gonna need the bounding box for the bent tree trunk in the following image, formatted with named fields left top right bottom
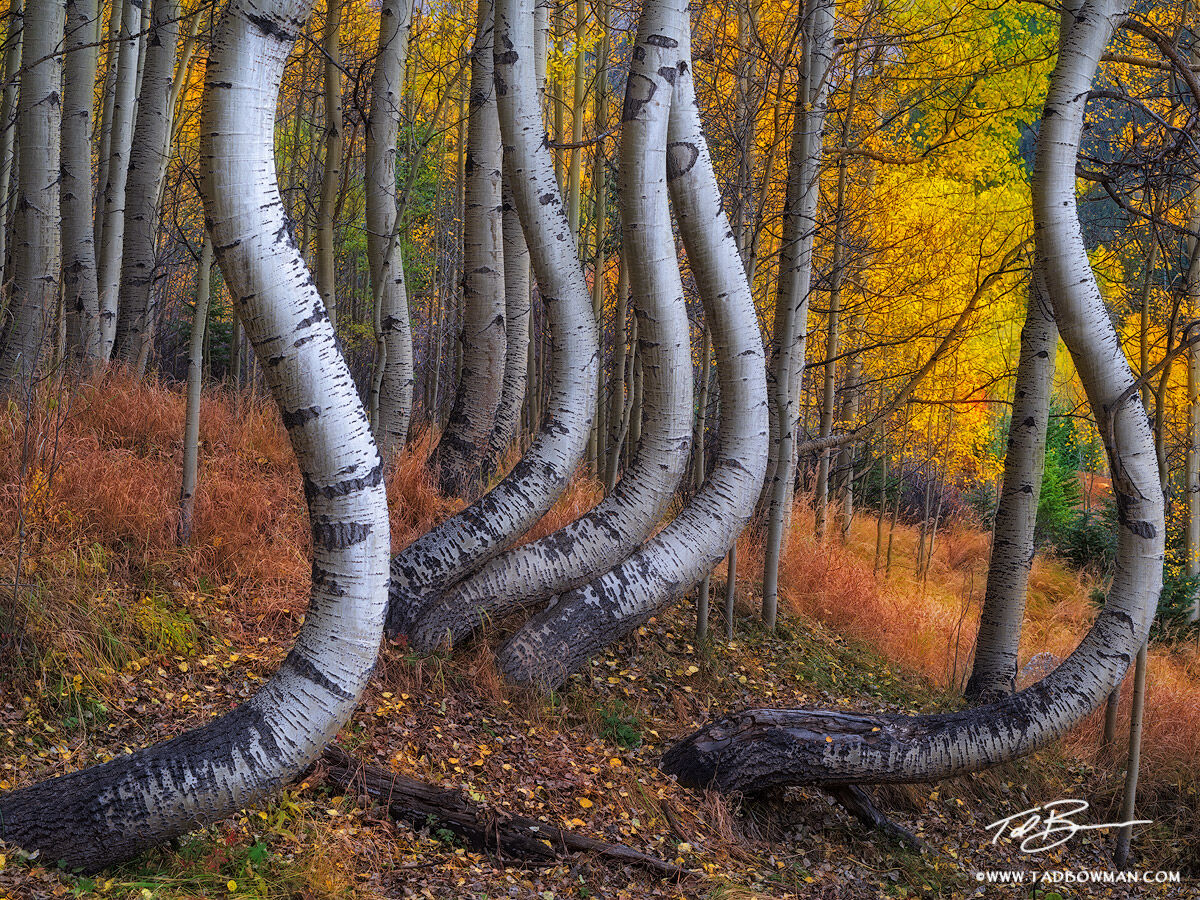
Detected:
left=964, top=266, right=1057, bottom=701
left=0, top=0, right=64, bottom=389
left=496, top=3, right=769, bottom=687
left=366, top=0, right=415, bottom=458
left=385, top=0, right=599, bottom=635
left=113, top=0, right=182, bottom=373
left=435, top=0, right=507, bottom=498
left=0, top=0, right=390, bottom=870
left=62, top=0, right=103, bottom=365
left=405, top=0, right=694, bottom=652
left=662, top=0, right=1164, bottom=792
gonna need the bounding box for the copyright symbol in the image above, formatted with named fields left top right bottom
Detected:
left=976, top=873, right=985, bottom=881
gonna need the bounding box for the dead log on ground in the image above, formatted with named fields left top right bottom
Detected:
left=321, top=745, right=688, bottom=878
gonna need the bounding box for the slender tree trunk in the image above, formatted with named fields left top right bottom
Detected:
left=604, top=252, right=629, bottom=490
left=0, top=0, right=390, bottom=871
left=96, top=0, right=142, bottom=361
left=663, top=0, right=1163, bottom=793
left=435, top=0, right=507, bottom=498
left=565, top=0, right=585, bottom=236
left=385, top=0, right=599, bottom=635
left=179, top=238, right=213, bottom=545
left=62, top=0, right=102, bottom=365
left=316, top=0, right=343, bottom=329
left=814, top=62, right=859, bottom=538
left=0, top=0, right=64, bottom=389
left=1113, top=641, right=1149, bottom=867
left=1188, top=212, right=1200, bottom=621
left=0, top=0, right=20, bottom=302
left=760, top=0, right=835, bottom=630
left=694, top=327, right=713, bottom=640
left=965, top=267, right=1057, bottom=701
left=113, top=0, right=182, bottom=373
left=496, top=5, right=769, bottom=687
left=366, top=0, right=415, bottom=459
left=406, top=3, right=694, bottom=651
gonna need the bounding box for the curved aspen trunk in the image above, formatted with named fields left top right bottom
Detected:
left=62, top=0, right=102, bottom=365
left=965, top=267, right=1056, bottom=701
left=0, top=0, right=390, bottom=872
left=113, top=0, right=182, bottom=373
left=366, top=0, right=415, bottom=458
left=96, top=0, right=143, bottom=362
left=316, top=0, right=343, bottom=329
left=406, top=0, right=694, bottom=652
left=179, top=238, right=213, bottom=545
left=435, top=0, right=507, bottom=498
left=495, top=6, right=768, bottom=687
left=759, top=0, right=835, bottom=629
left=662, top=0, right=1165, bottom=792
left=385, top=0, right=599, bottom=636
left=0, top=0, right=63, bottom=388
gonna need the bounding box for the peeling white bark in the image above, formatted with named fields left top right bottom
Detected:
left=966, top=265, right=1056, bottom=701
left=366, top=0, right=415, bottom=458
left=0, top=0, right=63, bottom=387
left=114, top=0, right=182, bottom=373
left=63, top=0, right=102, bottom=365
left=385, top=0, right=599, bottom=635
left=407, top=0, right=694, bottom=652
left=95, top=0, right=143, bottom=362
left=0, top=0, right=389, bottom=869
left=496, top=4, right=768, bottom=687
left=436, top=0, right=507, bottom=497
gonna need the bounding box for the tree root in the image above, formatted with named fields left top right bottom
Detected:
left=824, top=785, right=924, bottom=850
left=320, top=746, right=688, bottom=879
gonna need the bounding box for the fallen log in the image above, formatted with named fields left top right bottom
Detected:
left=320, top=746, right=687, bottom=879
left=661, top=710, right=928, bottom=848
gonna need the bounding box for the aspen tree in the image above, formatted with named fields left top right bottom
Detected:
left=0, top=0, right=390, bottom=870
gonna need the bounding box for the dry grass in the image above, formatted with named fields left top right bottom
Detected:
left=772, top=498, right=1200, bottom=841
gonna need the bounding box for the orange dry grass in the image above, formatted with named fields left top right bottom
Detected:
left=0, top=373, right=309, bottom=653
left=516, top=468, right=605, bottom=546
left=776, top=504, right=981, bottom=689
left=385, top=428, right=462, bottom=552
left=775, top=500, right=1200, bottom=805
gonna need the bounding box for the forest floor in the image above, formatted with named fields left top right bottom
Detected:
left=0, top=375, right=1197, bottom=899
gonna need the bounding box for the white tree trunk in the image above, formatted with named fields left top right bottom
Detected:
left=760, top=0, right=834, bottom=628
left=0, top=0, right=63, bottom=388
left=436, top=0, right=507, bottom=497
left=406, top=0, right=694, bottom=651
left=179, top=238, right=213, bottom=545
left=62, top=0, right=102, bottom=365
left=366, top=0, right=415, bottom=458
left=114, top=0, right=182, bottom=373
left=663, top=0, right=1164, bottom=791
left=0, top=0, right=389, bottom=872
left=0, top=0, right=22, bottom=301
left=95, top=0, right=143, bottom=361
left=315, top=0, right=343, bottom=328
left=385, top=0, right=599, bottom=635
left=496, top=2, right=768, bottom=687
left=965, top=266, right=1057, bottom=700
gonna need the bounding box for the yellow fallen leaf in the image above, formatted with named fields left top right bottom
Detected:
left=577, top=797, right=593, bottom=808
left=227, top=880, right=238, bottom=892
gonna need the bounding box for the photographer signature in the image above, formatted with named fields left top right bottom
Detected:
left=985, top=800, right=1151, bottom=853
